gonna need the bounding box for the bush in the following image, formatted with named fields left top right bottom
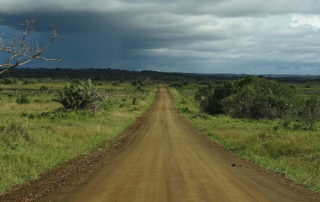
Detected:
left=1, top=78, right=16, bottom=84
left=39, top=85, right=49, bottom=91
left=194, top=85, right=213, bottom=101
left=200, top=82, right=235, bottom=115
left=16, top=92, right=29, bottom=104
left=132, top=80, right=145, bottom=86
left=2, top=122, right=30, bottom=144
left=200, top=76, right=294, bottom=119
left=112, top=81, right=119, bottom=86
left=132, top=97, right=137, bottom=105
left=169, top=83, right=183, bottom=88
left=54, top=79, right=104, bottom=111
left=300, top=96, right=320, bottom=130
left=137, top=86, right=144, bottom=92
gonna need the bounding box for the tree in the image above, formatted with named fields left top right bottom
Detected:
left=0, top=19, right=61, bottom=75
left=200, top=76, right=294, bottom=119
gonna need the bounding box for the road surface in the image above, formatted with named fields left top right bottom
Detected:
left=46, top=85, right=317, bottom=202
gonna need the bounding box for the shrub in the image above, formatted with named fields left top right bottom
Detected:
left=1, top=78, right=16, bottom=84
left=170, top=83, right=183, bottom=88
left=54, top=79, right=104, bottom=111
left=132, top=97, right=137, bottom=105
left=132, top=80, right=145, bottom=86
left=112, top=81, right=119, bottom=86
left=38, top=110, right=67, bottom=120
left=199, top=76, right=294, bottom=119
left=16, top=92, right=29, bottom=104
left=2, top=122, right=30, bottom=144
left=300, top=96, right=320, bottom=130
left=137, top=86, right=144, bottom=92
left=131, top=81, right=137, bottom=86
left=39, top=85, right=49, bottom=91
left=194, top=85, right=213, bottom=101
left=200, top=82, right=235, bottom=115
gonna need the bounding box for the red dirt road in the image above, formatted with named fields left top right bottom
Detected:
left=41, top=85, right=319, bottom=201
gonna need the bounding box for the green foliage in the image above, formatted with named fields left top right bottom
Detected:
left=54, top=79, right=103, bottom=111
left=0, top=79, right=157, bottom=193
left=136, top=86, right=144, bottom=92
left=169, top=85, right=320, bottom=193
left=6, top=123, right=29, bottom=140
left=16, top=92, right=29, bottom=104
left=200, top=82, right=235, bottom=115
left=169, top=82, right=183, bottom=88
left=23, top=80, right=29, bottom=85
left=1, top=78, right=16, bottom=84
left=194, top=85, right=213, bottom=101
left=131, top=80, right=145, bottom=86
left=132, top=97, right=137, bottom=105
left=200, top=76, right=296, bottom=119
left=39, top=85, right=49, bottom=91
left=112, top=81, right=119, bottom=86
left=300, top=96, right=320, bottom=130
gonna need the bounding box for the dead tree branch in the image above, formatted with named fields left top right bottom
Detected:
left=0, top=19, right=61, bottom=75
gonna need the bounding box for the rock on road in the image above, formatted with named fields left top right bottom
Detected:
left=47, top=85, right=317, bottom=202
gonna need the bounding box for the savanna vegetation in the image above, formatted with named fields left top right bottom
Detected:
left=0, top=73, right=156, bottom=193
left=168, top=76, right=320, bottom=193
left=2, top=68, right=320, bottom=194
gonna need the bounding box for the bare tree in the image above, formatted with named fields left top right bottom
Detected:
left=0, top=19, right=61, bottom=75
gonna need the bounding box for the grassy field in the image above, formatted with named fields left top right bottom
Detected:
left=0, top=79, right=157, bottom=193
left=168, top=83, right=320, bottom=193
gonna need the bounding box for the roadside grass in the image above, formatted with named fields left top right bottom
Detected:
left=168, top=85, right=320, bottom=193
left=0, top=80, right=157, bottom=193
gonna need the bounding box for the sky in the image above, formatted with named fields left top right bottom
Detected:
left=1, top=0, right=320, bottom=74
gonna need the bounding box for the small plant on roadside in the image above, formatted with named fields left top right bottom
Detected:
left=16, top=92, right=29, bottom=104
left=54, top=79, right=104, bottom=111
left=132, top=97, right=137, bottom=105
left=2, top=122, right=30, bottom=144
left=39, top=85, right=49, bottom=91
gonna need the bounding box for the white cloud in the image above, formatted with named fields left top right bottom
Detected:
left=290, top=14, right=320, bottom=30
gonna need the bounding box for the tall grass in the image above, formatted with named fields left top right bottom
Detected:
left=169, top=85, right=320, bottom=193
left=0, top=81, right=157, bottom=193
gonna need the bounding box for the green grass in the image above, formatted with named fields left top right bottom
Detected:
left=0, top=80, right=157, bottom=193
left=169, top=85, right=320, bottom=193
left=283, top=82, right=320, bottom=97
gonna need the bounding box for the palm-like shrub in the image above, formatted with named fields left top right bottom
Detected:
left=16, top=92, right=29, bottom=104
left=54, top=79, right=103, bottom=111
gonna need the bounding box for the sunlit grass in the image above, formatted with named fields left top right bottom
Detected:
left=0, top=81, right=157, bottom=193
left=169, top=86, right=320, bottom=193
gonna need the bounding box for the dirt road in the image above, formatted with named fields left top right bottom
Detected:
left=45, top=85, right=317, bottom=202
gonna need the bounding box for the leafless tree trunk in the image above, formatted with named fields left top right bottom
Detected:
left=0, top=19, right=61, bottom=75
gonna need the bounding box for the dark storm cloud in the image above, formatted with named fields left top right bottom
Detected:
left=1, top=0, right=320, bottom=74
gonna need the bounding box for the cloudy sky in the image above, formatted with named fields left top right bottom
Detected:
left=1, top=0, right=320, bottom=74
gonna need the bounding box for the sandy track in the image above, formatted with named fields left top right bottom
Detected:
left=41, top=85, right=318, bottom=202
